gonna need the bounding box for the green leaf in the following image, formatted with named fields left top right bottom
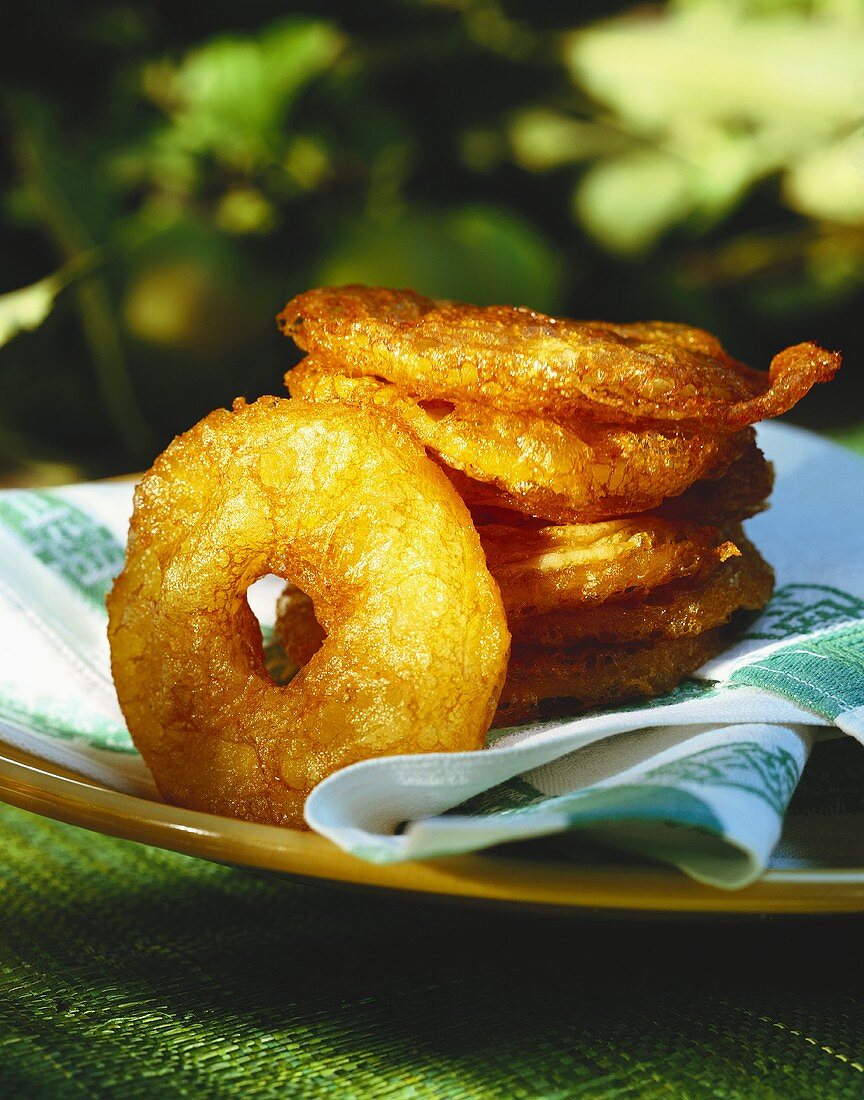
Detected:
left=0, top=274, right=61, bottom=349
left=152, top=19, right=344, bottom=172
left=568, top=5, right=864, bottom=136
left=575, top=151, right=692, bottom=254
left=784, top=129, right=864, bottom=226
left=508, top=109, right=624, bottom=172
left=566, top=1, right=864, bottom=241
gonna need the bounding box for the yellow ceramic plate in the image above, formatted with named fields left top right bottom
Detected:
left=2, top=741, right=863, bottom=915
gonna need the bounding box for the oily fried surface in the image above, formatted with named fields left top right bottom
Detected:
left=479, top=517, right=738, bottom=620
left=287, top=361, right=745, bottom=523
left=107, top=396, right=509, bottom=828
left=435, top=431, right=773, bottom=529
left=658, top=438, right=774, bottom=524
left=274, top=539, right=767, bottom=727
left=273, top=583, right=323, bottom=670
left=513, top=534, right=773, bottom=646
left=279, top=286, right=839, bottom=425
left=440, top=469, right=551, bottom=528
left=494, top=629, right=730, bottom=727
left=275, top=517, right=740, bottom=660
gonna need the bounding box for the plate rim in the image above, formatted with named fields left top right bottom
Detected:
left=2, top=744, right=864, bottom=915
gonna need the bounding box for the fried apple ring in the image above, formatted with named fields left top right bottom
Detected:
left=278, top=286, right=839, bottom=427
left=658, top=439, right=774, bottom=525
left=494, top=629, right=730, bottom=727
left=286, top=361, right=746, bottom=523
left=439, top=434, right=772, bottom=527
left=479, top=518, right=739, bottom=620
left=513, top=535, right=773, bottom=647
left=107, top=396, right=509, bottom=827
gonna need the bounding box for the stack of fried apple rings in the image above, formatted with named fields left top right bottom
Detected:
left=106, top=285, right=839, bottom=829
left=279, top=286, right=840, bottom=726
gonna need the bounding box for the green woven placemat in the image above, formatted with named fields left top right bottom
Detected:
left=2, top=804, right=864, bottom=1098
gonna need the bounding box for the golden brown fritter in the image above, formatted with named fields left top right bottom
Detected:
left=108, top=396, right=509, bottom=827
left=279, top=285, right=839, bottom=426
left=287, top=360, right=747, bottom=523
left=494, top=629, right=731, bottom=728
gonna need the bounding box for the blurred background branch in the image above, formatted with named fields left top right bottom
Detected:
left=1, top=0, right=862, bottom=484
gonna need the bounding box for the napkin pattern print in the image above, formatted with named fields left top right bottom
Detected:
left=732, top=623, right=864, bottom=729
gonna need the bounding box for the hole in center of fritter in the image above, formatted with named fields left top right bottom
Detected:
left=247, top=575, right=295, bottom=685
left=247, top=575, right=325, bottom=685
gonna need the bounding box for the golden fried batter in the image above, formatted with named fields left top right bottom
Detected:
left=658, top=438, right=774, bottom=524
left=279, top=286, right=839, bottom=426
left=287, top=361, right=745, bottom=523
left=494, top=629, right=731, bottom=727
left=108, top=397, right=509, bottom=827
left=438, top=436, right=772, bottom=528
left=275, top=516, right=741, bottom=665
left=512, top=535, right=773, bottom=646
left=479, top=518, right=739, bottom=620
left=275, top=583, right=326, bottom=669
left=105, top=281, right=835, bottom=829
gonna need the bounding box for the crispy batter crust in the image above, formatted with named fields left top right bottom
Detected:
left=658, top=439, right=774, bottom=524
left=274, top=583, right=326, bottom=669
left=512, top=535, right=773, bottom=646
left=274, top=582, right=744, bottom=729
left=107, top=397, right=509, bottom=827
left=287, top=361, right=747, bottom=523
left=279, top=285, right=839, bottom=426
left=436, top=434, right=772, bottom=528
left=493, top=629, right=731, bottom=727
left=276, top=514, right=738, bottom=661
left=478, top=518, right=739, bottom=620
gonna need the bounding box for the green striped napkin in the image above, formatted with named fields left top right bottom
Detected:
left=1, top=422, right=862, bottom=888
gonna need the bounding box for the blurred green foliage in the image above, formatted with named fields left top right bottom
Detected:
left=1, top=0, right=862, bottom=483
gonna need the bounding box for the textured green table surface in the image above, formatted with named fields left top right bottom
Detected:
left=2, top=803, right=864, bottom=1099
